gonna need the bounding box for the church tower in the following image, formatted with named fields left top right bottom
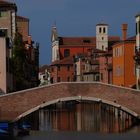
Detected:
left=51, top=26, right=60, bottom=62
left=96, top=24, right=108, bottom=51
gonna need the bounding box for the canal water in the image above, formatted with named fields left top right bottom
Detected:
left=2, top=101, right=140, bottom=140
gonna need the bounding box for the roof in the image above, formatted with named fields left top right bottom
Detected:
left=96, top=23, right=108, bottom=26
left=59, top=36, right=120, bottom=47
left=59, top=37, right=96, bottom=46
left=0, top=0, right=17, bottom=11
left=39, top=65, right=50, bottom=73
left=126, top=36, right=136, bottom=41
left=51, top=57, right=74, bottom=66
left=92, top=48, right=106, bottom=53
left=112, top=36, right=136, bottom=47
left=16, top=16, right=29, bottom=22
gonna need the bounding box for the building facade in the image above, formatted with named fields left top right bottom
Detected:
left=96, top=24, right=108, bottom=51
left=112, top=24, right=136, bottom=87
left=51, top=25, right=120, bottom=83
left=0, top=1, right=17, bottom=38
left=16, top=16, right=29, bottom=41
left=0, top=36, right=13, bottom=93
left=51, top=57, right=74, bottom=83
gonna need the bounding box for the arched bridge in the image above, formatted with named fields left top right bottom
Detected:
left=0, top=82, right=140, bottom=122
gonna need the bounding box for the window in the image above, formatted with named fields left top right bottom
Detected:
left=0, top=29, right=8, bottom=37
left=103, top=27, right=106, bottom=33
left=67, top=65, right=70, bottom=71
left=58, top=66, right=60, bottom=71
left=83, top=40, right=90, bottom=43
left=95, top=74, right=100, bottom=81
left=102, top=37, right=104, bottom=40
left=64, top=49, right=70, bottom=58
left=115, top=66, right=123, bottom=76
left=0, top=11, right=7, bottom=17
left=102, top=45, right=104, bottom=50
left=57, top=77, right=61, bottom=82
left=101, top=73, right=103, bottom=80
left=67, top=77, right=70, bottom=82
left=99, top=27, right=102, bottom=33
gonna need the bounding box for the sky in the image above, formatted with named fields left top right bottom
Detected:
left=10, top=0, right=140, bottom=65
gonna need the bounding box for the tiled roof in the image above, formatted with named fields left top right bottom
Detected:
left=126, top=36, right=136, bottom=41
left=59, top=36, right=120, bottom=47
left=0, top=0, right=17, bottom=10
left=16, top=16, right=29, bottom=22
left=51, top=57, right=73, bottom=66
left=59, top=37, right=96, bottom=46
left=96, top=23, right=108, bottom=26
left=0, top=0, right=12, bottom=4
left=112, top=36, right=136, bottom=47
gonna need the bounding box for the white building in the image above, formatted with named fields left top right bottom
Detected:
left=39, top=65, right=51, bottom=86
left=135, top=14, right=140, bottom=89
left=96, top=23, right=108, bottom=51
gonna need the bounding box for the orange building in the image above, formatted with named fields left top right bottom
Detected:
left=112, top=24, right=136, bottom=87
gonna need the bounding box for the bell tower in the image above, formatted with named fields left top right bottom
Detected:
left=96, top=23, right=108, bottom=51
left=51, top=26, right=60, bottom=62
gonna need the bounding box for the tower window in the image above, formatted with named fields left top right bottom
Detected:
left=102, top=37, right=104, bottom=40
left=64, top=49, right=70, bottom=57
left=102, top=45, right=104, bottom=50
left=103, top=27, right=106, bottom=33
left=99, top=27, right=102, bottom=33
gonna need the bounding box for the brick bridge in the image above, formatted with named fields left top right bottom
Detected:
left=0, top=82, right=140, bottom=122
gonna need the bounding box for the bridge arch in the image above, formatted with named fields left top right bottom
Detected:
left=1, top=82, right=140, bottom=122
left=14, top=96, right=139, bottom=122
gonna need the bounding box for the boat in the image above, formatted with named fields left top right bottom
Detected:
left=17, top=122, right=31, bottom=136
left=0, top=122, right=9, bottom=136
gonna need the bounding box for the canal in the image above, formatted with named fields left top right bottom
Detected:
left=2, top=100, right=140, bottom=140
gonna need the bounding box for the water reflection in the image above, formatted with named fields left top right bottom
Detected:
left=38, top=101, right=139, bottom=133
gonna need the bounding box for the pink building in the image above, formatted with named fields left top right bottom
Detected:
left=99, top=51, right=112, bottom=84
left=0, top=36, right=13, bottom=93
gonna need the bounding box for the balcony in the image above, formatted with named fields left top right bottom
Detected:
left=83, top=66, right=99, bottom=74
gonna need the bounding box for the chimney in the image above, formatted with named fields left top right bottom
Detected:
left=28, top=35, right=32, bottom=45
left=122, top=24, right=128, bottom=41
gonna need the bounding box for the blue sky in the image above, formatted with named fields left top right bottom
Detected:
left=12, top=0, right=140, bottom=65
